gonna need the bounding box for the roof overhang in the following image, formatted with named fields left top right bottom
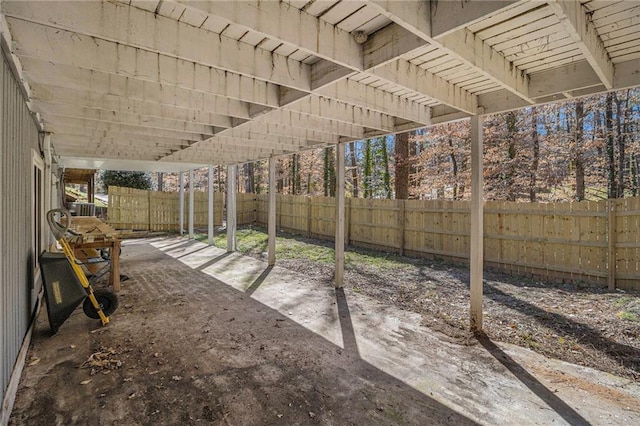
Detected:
left=1, top=0, right=638, bottom=171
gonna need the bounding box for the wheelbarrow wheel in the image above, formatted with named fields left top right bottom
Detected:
left=83, top=289, right=118, bottom=319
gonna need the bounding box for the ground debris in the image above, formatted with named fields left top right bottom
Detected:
left=81, top=346, right=122, bottom=375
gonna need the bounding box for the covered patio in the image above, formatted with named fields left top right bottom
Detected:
left=10, top=237, right=639, bottom=424
left=2, top=0, right=640, bottom=423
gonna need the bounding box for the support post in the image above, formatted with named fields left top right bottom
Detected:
left=226, top=165, right=237, bottom=252
left=88, top=175, right=94, bottom=204
left=607, top=199, right=616, bottom=290
left=335, top=143, right=346, bottom=288
left=268, top=157, right=276, bottom=266
left=179, top=171, right=185, bottom=236
left=470, top=113, right=484, bottom=331
left=43, top=133, right=53, bottom=245
left=188, top=169, right=194, bottom=239
left=208, top=165, right=215, bottom=244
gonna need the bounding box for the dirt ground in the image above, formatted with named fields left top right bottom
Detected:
left=8, top=235, right=640, bottom=425
left=239, top=232, right=640, bottom=381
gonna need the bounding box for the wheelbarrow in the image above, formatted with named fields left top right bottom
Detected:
left=39, top=208, right=118, bottom=333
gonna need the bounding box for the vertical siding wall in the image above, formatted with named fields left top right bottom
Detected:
left=1, top=51, right=41, bottom=410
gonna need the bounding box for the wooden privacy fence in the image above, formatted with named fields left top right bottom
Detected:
left=108, top=186, right=223, bottom=231
left=244, top=194, right=640, bottom=291
left=108, top=186, right=639, bottom=290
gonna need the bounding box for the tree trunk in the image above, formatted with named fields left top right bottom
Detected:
left=157, top=172, right=163, bottom=191
left=381, top=137, right=392, bottom=199
left=506, top=112, right=517, bottom=201
left=615, top=91, right=630, bottom=198
left=244, top=162, right=255, bottom=193
left=291, top=154, right=299, bottom=195
left=348, top=142, right=359, bottom=198
left=529, top=108, right=539, bottom=202
left=448, top=135, right=459, bottom=200
left=217, top=165, right=224, bottom=194
left=394, top=132, right=410, bottom=199
left=606, top=93, right=617, bottom=198
left=323, top=147, right=336, bottom=197
left=364, top=139, right=372, bottom=198
left=575, top=100, right=585, bottom=201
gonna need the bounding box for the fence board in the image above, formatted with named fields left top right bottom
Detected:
left=108, top=186, right=223, bottom=231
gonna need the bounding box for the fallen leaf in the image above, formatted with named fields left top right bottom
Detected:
left=28, top=358, right=41, bottom=366
left=80, top=379, right=92, bottom=385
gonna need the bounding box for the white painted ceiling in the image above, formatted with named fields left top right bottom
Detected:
left=1, top=0, right=639, bottom=171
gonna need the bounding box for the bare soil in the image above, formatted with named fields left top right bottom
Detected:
left=9, top=235, right=640, bottom=425
left=246, top=233, right=640, bottom=381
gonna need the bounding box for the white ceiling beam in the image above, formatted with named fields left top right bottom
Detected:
left=55, top=131, right=307, bottom=154
left=368, top=1, right=431, bottom=42
left=368, top=1, right=533, bottom=104
left=529, top=60, right=602, bottom=98
left=31, top=85, right=240, bottom=127
left=58, top=157, right=207, bottom=173
left=547, top=0, right=614, bottom=89
left=285, top=96, right=395, bottom=133
left=4, top=3, right=310, bottom=90
left=369, top=62, right=477, bottom=115
left=310, top=60, right=357, bottom=91
left=231, top=122, right=338, bottom=146
left=255, top=109, right=365, bottom=140
left=19, top=56, right=281, bottom=109
left=52, top=131, right=195, bottom=148
left=45, top=117, right=209, bottom=141
left=57, top=145, right=262, bottom=164
left=55, top=146, right=173, bottom=161
left=430, top=1, right=520, bottom=38
left=201, top=135, right=315, bottom=152
left=34, top=102, right=218, bottom=135
left=316, top=77, right=433, bottom=124
left=161, top=145, right=281, bottom=163
left=434, top=29, right=533, bottom=103
left=172, top=0, right=363, bottom=71
left=31, top=84, right=252, bottom=121
left=364, top=23, right=428, bottom=69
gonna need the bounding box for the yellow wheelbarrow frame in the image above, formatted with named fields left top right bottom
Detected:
left=46, top=208, right=113, bottom=326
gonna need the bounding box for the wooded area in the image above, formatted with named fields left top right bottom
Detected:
left=152, top=88, right=639, bottom=204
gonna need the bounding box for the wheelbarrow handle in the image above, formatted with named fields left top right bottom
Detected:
left=47, top=208, right=71, bottom=240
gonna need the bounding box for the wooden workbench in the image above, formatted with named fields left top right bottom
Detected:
left=65, top=216, right=122, bottom=292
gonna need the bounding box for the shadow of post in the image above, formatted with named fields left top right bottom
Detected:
left=475, top=332, right=591, bottom=426
left=245, top=265, right=273, bottom=296
left=195, top=252, right=233, bottom=271
left=336, top=288, right=360, bottom=357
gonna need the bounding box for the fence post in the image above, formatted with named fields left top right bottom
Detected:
left=607, top=199, right=616, bottom=290
left=346, top=198, right=351, bottom=245
left=398, top=199, right=405, bottom=256
left=147, top=191, right=151, bottom=231
left=307, top=196, right=312, bottom=238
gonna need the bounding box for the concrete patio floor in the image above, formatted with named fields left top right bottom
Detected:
left=9, top=237, right=640, bottom=425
